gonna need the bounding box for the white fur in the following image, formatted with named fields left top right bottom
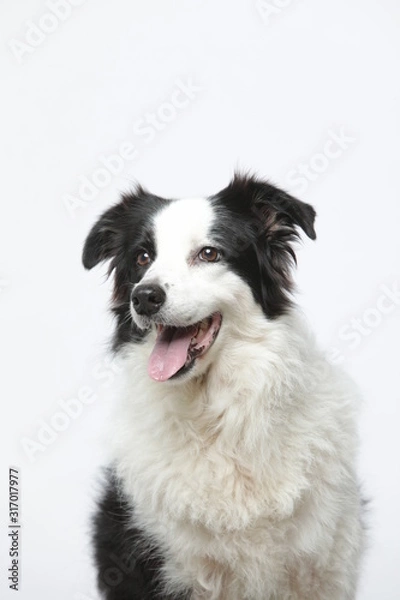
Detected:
left=110, top=198, right=364, bottom=599
left=132, top=197, right=229, bottom=335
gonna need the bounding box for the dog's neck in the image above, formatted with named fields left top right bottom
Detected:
left=118, top=311, right=318, bottom=452
left=112, top=310, right=328, bottom=528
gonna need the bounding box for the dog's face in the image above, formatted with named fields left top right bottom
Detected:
left=83, top=174, right=316, bottom=382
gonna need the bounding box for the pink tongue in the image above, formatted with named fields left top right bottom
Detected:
left=148, top=326, right=196, bottom=382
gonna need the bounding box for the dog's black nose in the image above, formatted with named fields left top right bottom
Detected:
left=132, top=284, right=166, bottom=316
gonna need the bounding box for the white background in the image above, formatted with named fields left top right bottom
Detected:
left=1, top=1, right=399, bottom=598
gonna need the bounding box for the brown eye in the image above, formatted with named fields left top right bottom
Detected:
left=198, top=247, right=221, bottom=263
left=136, top=251, right=151, bottom=267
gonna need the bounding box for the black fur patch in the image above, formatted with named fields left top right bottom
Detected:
left=210, top=173, right=316, bottom=318
left=92, top=469, right=191, bottom=600
left=82, top=185, right=169, bottom=351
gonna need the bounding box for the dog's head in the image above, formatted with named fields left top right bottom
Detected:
left=83, top=173, right=316, bottom=382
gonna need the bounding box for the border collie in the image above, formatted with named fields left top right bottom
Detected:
left=83, top=173, right=365, bottom=600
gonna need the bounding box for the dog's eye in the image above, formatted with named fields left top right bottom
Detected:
left=198, top=247, right=221, bottom=263
left=136, top=251, right=152, bottom=267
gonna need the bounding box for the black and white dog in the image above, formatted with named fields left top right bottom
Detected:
left=83, top=173, right=365, bottom=600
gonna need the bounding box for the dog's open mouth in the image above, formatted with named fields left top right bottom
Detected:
left=148, top=312, right=222, bottom=382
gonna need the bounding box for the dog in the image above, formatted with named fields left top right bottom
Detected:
left=83, top=173, right=365, bottom=600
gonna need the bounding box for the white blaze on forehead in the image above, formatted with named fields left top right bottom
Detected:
left=152, top=197, right=215, bottom=261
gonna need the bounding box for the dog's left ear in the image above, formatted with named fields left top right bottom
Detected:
left=261, top=188, right=317, bottom=241
left=241, top=175, right=316, bottom=241
left=223, top=173, right=316, bottom=242
left=220, top=174, right=317, bottom=317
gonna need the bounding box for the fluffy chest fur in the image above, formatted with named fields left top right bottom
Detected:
left=111, top=314, right=361, bottom=599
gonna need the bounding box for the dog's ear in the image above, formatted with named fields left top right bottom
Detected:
left=227, top=172, right=316, bottom=241
left=260, top=188, right=316, bottom=241
left=82, top=202, right=126, bottom=270
left=218, top=173, right=316, bottom=317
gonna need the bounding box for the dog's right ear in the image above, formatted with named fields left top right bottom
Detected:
left=82, top=203, right=126, bottom=270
